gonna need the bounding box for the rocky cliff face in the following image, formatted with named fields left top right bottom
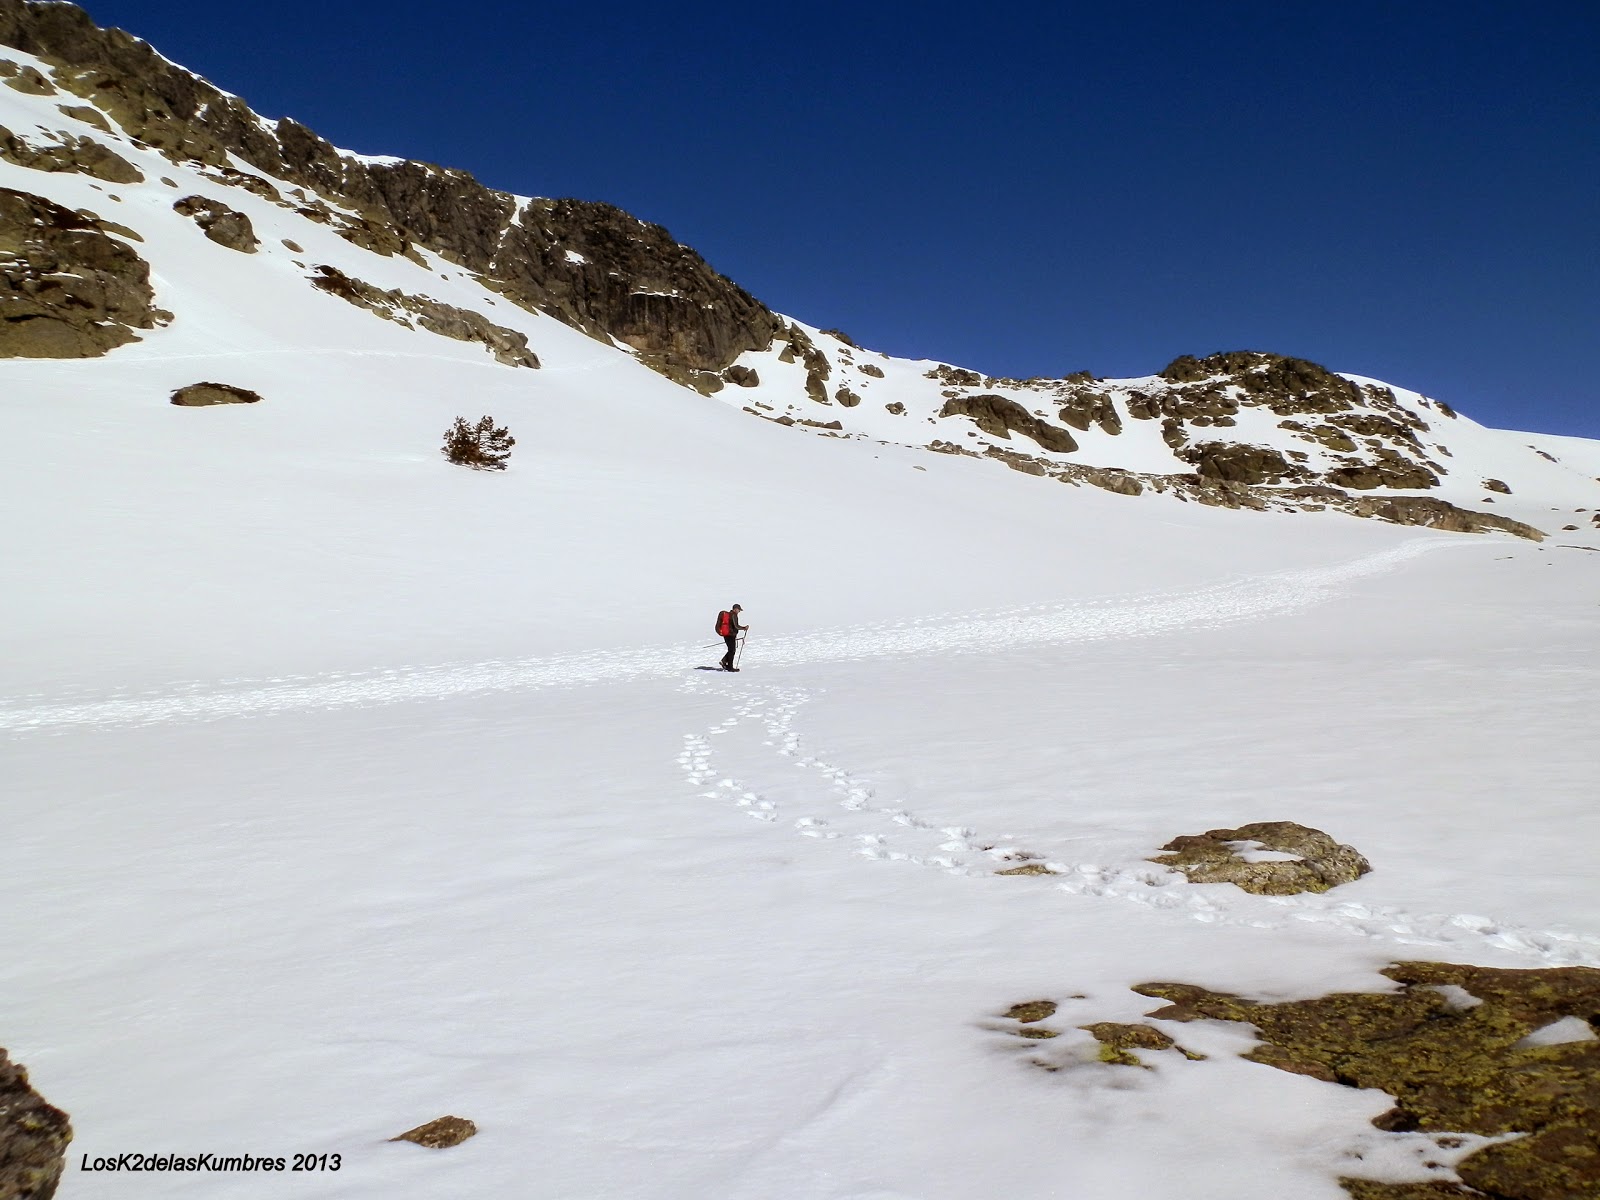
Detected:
left=0, top=185, right=165, bottom=356
left=0, top=0, right=781, bottom=375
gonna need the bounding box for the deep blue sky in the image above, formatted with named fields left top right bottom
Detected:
left=74, top=0, right=1599, bottom=436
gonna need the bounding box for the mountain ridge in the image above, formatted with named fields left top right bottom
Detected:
left=3, top=0, right=1599, bottom=543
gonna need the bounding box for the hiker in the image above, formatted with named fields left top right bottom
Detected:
left=716, top=604, right=747, bottom=671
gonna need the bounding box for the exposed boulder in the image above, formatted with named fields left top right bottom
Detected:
left=0, top=1046, right=72, bottom=1200
left=1057, top=389, right=1123, bottom=436
left=859, top=362, right=884, bottom=378
left=57, top=102, right=109, bottom=131
left=939, top=394, right=1078, bottom=454
left=1150, top=821, right=1370, bottom=894
left=0, top=124, right=141, bottom=182
left=390, top=1115, right=477, bottom=1149
left=1, top=186, right=162, bottom=357
left=1182, top=441, right=1299, bottom=485
left=309, top=265, right=538, bottom=368
left=834, top=385, right=860, bottom=407
left=1135, top=963, right=1600, bottom=1200
left=1325, top=447, right=1439, bottom=490
left=1483, top=478, right=1511, bottom=494
left=172, top=195, right=258, bottom=252
left=0, top=58, right=52, bottom=93
left=723, top=364, right=758, bottom=387
left=170, top=381, right=260, bottom=406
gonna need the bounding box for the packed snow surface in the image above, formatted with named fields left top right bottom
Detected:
left=4, top=44, right=1600, bottom=1200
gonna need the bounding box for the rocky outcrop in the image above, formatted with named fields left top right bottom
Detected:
left=0, top=1047, right=71, bottom=1200
left=1057, top=389, right=1122, bottom=435
left=1340, top=495, right=1543, bottom=540
left=390, top=1115, right=476, bottom=1149
left=1134, top=963, right=1600, bottom=1200
left=1149, top=821, right=1371, bottom=894
left=172, top=195, right=257, bottom=252
left=1182, top=441, right=1299, bottom=485
left=309, top=265, right=538, bottom=367
left=1, top=186, right=163, bottom=357
left=0, top=123, right=141, bottom=182
left=939, top=394, right=1078, bottom=454
left=0, top=56, right=50, bottom=92
left=0, top=0, right=782, bottom=376
left=170, top=382, right=260, bottom=406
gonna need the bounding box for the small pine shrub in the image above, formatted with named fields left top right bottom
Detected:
left=442, top=415, right=515, bottom=471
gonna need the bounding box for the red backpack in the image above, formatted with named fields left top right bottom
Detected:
left=715, top=610, right=732, bottom=636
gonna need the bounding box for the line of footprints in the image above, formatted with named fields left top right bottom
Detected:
left=672, top=680, right=1600, bottom=969
left=676, top=685, right=1049, bottom=876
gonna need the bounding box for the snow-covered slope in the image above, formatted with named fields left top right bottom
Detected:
left=5, top=12, right=1600, bottom=1200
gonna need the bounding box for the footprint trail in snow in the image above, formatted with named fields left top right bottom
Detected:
left=677, top=678, right=1600, bottom=972
left=1, top=537, right=1451, bottom=731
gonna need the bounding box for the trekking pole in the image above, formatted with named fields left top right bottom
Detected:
left=734, top=628, right=749, bottom=670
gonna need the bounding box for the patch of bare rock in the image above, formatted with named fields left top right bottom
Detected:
left=996, top=962, right=1600, bottom=1197
left=1150, top=821, right=1371, bottom=894
left=309, top=265, right=538, bottom=368
left=390, top=1116, right=476, bottom=1149
left=0, top=1046, right=72, bottom=1200
left=169, top=382, right=260, bottom=406
left=1, top=185, right=165, bottom=357
left=0, top=123, right=141, bottom=182
left=172, top=195, right=257, bottom=253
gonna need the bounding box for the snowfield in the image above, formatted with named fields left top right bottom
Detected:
left=5, top=37, right=1600, bottom=1200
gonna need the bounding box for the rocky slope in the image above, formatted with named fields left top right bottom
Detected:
left=3, top=0, right=1598, bottom=541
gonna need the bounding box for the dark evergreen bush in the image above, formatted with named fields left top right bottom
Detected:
left=442, top=415, right=515, bottom=470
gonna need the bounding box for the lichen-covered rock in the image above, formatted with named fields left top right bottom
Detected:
left=1150, top=821, right=1370, bottom=894
left=390, top=1115, right=476, bottom=1149
left=170, top=381, right=260, bottom=406
left=1, top=186, right=161, bottom=357
left=309, top=265, right=538, bottom=368
left=172, top=195, right=258, bottom=252
left=0, top=1046, right=72, bottom=1200
left=1134, top=962, right=1600, bottom=1200
left=1079, top=1022, right=1199, bottom=1067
